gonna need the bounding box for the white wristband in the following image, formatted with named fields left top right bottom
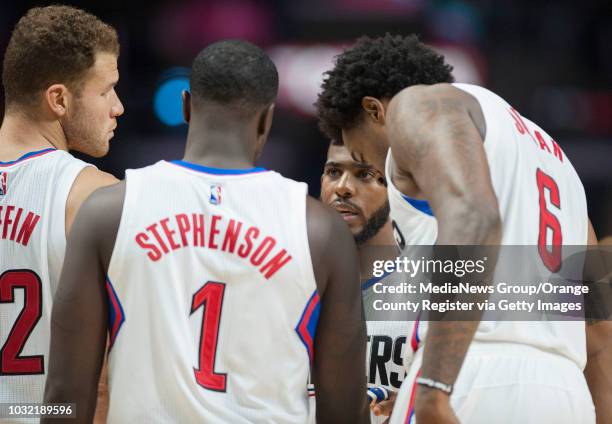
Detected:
left=416, top=376, right=453, bottom=394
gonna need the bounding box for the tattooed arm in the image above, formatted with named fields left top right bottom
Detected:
left=386, top=83, right=502, bottom=422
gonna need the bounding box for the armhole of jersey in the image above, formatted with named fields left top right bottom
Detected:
left=385, top=150, right=435, bottom=221
left=48, top=161, right=93, bottom=285
left=106, top=170, right=135, bottom=279
left=298, top=186, right=319, bottom=297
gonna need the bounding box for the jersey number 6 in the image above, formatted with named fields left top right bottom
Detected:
left=536, top=168, right=562, bottom=272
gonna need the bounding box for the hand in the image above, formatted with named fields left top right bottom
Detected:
left=414, top=387, right=459, bottom=424
left=370, top=388, right=397, bottom=421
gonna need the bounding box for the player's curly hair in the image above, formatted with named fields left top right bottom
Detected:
left=2, top=5, right=119, bottom=111
left=316, top=34, right=454, bottom=141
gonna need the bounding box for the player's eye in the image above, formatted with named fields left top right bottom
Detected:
left=356, top=170, right=374, bottom=180
left=324, top=167, right=341, bottom=178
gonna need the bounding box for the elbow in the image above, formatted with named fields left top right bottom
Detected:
left=43, top=377, right=68, bottom=404
left=475, top=206, right=502, bottom=244
left=44, top=376, right=83, bottom=407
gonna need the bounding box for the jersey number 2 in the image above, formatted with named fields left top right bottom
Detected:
left=0, top=270, right=44, bottom=375
left=191, top=281, right=227, bottom=392
left=536, top=169, right=562, bottom=272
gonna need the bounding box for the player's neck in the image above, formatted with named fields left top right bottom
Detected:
left=362, top=220, right=395, bottom=248
left=0, top=112, right=68, bottom=158
left=183, top=123, right=258, bottom=169
left=357, top=220, right=397, bottom=279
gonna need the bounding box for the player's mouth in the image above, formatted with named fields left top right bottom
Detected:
left=333, top=202, right=361, bottom=223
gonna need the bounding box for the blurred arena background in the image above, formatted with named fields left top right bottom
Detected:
left=1, top=0, right=610, bottom=237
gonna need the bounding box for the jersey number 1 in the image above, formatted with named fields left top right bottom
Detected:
left=0, top=270, right=44, bottom=375
left=536, top=169, right=562, bottom=272
left=191, top=281, right=227, bottom=392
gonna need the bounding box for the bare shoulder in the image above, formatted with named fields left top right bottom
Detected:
left=389, top=83, right=485, bottom=135
left=66, top=167, right=119, bottom=235
left=388, top=83, right=477, bottom=121
left=70, top=181, right=126, bottom=267
left=70, top=167, right=118, bottom=203
left=71, top=181, right=125, bottom=234
left=306, top=196, right=336, bottom=268
left=386, top=83, right=485, bottom=157
left=305, top=196, right=356, bottom=294
left=306, top=195, right=352, bottom=251
left=306, top=196, right=336, bottom=245
left=82, top=180, right=126, bottom=215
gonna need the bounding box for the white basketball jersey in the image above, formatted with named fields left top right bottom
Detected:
left=362, top=275, right=411, bottom=393
left=307, top=272, right=412, bottom=424
left=387, top=83, right=589, bottom=368
left=105, top=160, right=318, bottom=423
left=363, top=277, right=412, bottom=424
left=0, top=148, right=90, bottom=417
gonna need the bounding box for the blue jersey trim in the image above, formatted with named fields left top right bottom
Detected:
left=0, top=148, right=56, bottom=165
left=106, top=276, right=126, bottom=351
left=170, top=160, right=268, bottom=175
left=295, top=290, right=320, bottom=364
left=362, top=270, right=393, bottom=291
left=401, top=194, right=434, bottom=217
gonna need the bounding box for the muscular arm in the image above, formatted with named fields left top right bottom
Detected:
left=386, top=84, right=502, bottom=419
left=65, top=167, right=118, bottom=235
left=64, top=168, right=116, bottom=422
left=307, top=197, right=369, bottom=424
left=584, top=220, right=612, bottom=424
left=43, top=183, right=124, bottom=424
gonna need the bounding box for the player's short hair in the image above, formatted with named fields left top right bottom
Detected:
left=190, top=40, right=278, bottom=113
left=316, top=34, right=455, bottom=141
left=2, top=5, right=119, bottom=111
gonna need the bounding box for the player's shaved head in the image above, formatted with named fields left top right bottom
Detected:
left=190, top=40, right=278, bottom=114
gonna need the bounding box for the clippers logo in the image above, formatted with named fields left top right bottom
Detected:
left=0, top=172, right=7, bottom=196
left=209, top=185, right=222, bottom=205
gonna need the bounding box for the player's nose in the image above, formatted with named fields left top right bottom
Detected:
left=334, top=173, right=355, bottom=198
left=112, top=94, right=125, bottom=118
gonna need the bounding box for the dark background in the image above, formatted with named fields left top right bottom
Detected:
left=1, top=0, right=610, bottom=236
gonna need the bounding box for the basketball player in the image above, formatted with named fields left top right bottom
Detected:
left=319, top=141, right=409, bottom=422
left=0, top=6, right=122, bottom=422
left=316, top=34, right=612, bottom=423
left=43, top=40, right=368, bottom=423
left=321, top=141, right=393, bottom=249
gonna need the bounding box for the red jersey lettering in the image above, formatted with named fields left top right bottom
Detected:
left=135, top=232, right=162, bottom=261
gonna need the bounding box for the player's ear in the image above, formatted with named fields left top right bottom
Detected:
left=45, top=84, right=70, bottom=118
left=182, top=90, right=191, bottom=124
left=257, top=103, right=275, bottom=137
left=253, top=104, right=275, bottom=161
left=362, top=96, right=386, bottom=125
